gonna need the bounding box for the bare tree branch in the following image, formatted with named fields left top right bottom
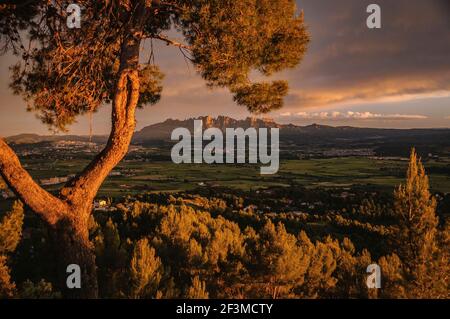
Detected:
left=152, top=34, right=192, bottom=51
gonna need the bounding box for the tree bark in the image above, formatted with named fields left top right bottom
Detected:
left=0, top=69, right=139, bottom=298
left=0, top=1, right=150, bottom=299
left=52, top=204, right=98, bottom=298
left=0, top=139, right=68, bottom=226
left=0, top=44, right=141, bottom=300
left=59, top=7, right=143, bottom=208
left=0, top=140, right=100, bottom=298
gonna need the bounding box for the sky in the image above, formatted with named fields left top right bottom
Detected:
left=0, top=0, right=449, bottom=136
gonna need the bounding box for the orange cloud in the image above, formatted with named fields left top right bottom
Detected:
left=286, top=73, right=450, bottom=109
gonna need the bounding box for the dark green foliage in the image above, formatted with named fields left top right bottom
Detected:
left=84, top=198, right=373, bottom=299
left=182, top=0, right=309, bottom=112
left=0, top=201, right=23, bottom=254
left=2, top=151, right=447, bottom=299
left=393, top=150, right=438, bottom=269
left=1, top=0, right=309, bottom=131
left=0, top=255, right=16, bottom=297
left=129, top=238, right=163, bottom=298
left=138, top=65, right=164, bottom=108
left=388, top=149, right=448, bottom=298
left=0, top=201, right=23, bottom=297
left=186, top=276, right=209, bottom=299
left=233, top=81, right=288, bottom=114
left=0, top=0, right=41, bottom=54
left=18, top=279, right=61, bottom=299
left=246, top=220, right=309, bottom=298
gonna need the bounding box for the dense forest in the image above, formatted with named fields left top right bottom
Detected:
left=1, top=150, right=448, bottom=299
left=0, top=0, right=312, bottom=298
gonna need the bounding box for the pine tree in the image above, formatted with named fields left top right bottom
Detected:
left=94, top=218, right=129, bottom=298
left=393, top=148, right=445, bottom=298
left=102, top=218, right=127, bottom=268
left=295, top=231, right=337, bottom=298
left=378, top=254, right=406, bottom=298
left=331, top=237, right=374, bottom=298
left=394, top=149, right=438, bottom=265
left=130, top=238, right=163, bottom=299
left=0, top=255, right=16, bottom=298
left=251, top=220, right=309, bottom=298
left=0, top=201, right=24, bottom=254
left=186, top=276, right=209, bottom=299
left=0, top=201, right=24, bottom=298
left=435, top=220, right=450, bottom=297
left=0, top=1, right=309, bottom=297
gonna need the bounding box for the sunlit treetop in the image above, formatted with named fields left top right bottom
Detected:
left=1, top=0, right=310, bottom=131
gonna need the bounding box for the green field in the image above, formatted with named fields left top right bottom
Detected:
left=20, top=157, right=450, bottom=197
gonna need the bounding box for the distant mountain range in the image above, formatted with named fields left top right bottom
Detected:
left=133, top=115, right=448, bottom=140
left=133, top=116, right=280, bottom=142
left=6, top=116, right=450, bottom=157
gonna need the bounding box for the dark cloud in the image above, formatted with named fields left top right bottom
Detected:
left=285, top=0, right=450, bottom=107
left=1, top=1, right=449, bottom=135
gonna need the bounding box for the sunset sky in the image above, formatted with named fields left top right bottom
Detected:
left=0, top=0, right=449, bottom=136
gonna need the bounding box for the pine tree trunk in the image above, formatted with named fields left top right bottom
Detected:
left=0, top=6, right=146, bottom=299
left=0, top=66, right=139, bottom=298
left=52, top=205, right=98, bottom=299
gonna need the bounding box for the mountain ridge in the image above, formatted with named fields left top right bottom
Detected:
left=5, top=115, right=450, bottom=145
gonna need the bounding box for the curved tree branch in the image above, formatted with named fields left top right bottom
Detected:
left=60, top=69, right=139, bottom=206
left=0, top=138, right=68, bottom=225
left=152, top=34, right=192, bottom=51
left=60, top=33, right=141, bottom=207
left=59, top=1, right=150, bottom=208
